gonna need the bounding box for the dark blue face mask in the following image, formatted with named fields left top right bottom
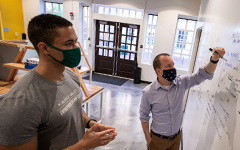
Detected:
left=162, top=68, right=177, bottom=81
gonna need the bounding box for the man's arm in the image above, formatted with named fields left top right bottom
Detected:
left=204, top=47, right=226, bottom=74
left=141, top=122, right=151, bottom=147
left=0, top=137, right=38, bottom=150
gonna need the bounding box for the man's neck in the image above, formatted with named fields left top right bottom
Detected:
left=158, top=76, right=172, bottom=86
left=34, top=61, right=65, bottom=82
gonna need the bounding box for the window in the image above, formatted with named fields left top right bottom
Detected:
left=45, top=2, right=63, bottom=17
left=142, top=14, right=158, bottom=64
left=172, top=19, right=197, bottom=70
left=82, top=6, right=89, bottom=54
left=94, top=4, right=144, bottom=19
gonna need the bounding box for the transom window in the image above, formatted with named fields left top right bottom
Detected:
left=45, top=2, right=63, bottom=17
left=94, top=4, right=144, bottom=19
left=141, top=14, right=158, bottom=64
left=172, top=19, right=197, bottom=71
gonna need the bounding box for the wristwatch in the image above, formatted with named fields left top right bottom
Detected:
left=210, top=56, right=219, bottom=64
left=86, top=119, right=97, bottom=128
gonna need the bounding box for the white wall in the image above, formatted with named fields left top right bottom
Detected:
left=22, top=0, right=41, bottom=38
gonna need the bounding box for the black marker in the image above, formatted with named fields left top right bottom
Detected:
left=209, top=48, right=227, bottom=61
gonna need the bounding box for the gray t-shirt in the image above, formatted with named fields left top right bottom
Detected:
left=0, top=68, right=85, bottom=150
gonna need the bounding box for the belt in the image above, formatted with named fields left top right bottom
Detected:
left=151, top=130, right=181, bottom=140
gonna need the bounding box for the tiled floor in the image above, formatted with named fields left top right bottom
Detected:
left=82, top=74, right=150, bottom=150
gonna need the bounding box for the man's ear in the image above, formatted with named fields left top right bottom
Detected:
left=156, top=68, right=162, bottom=76
left=37, top=42, right=50, bottom=54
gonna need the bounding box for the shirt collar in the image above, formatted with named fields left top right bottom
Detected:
left=154, top=77, right=177, bottom=90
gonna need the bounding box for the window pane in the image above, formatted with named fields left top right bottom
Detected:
left=122, top=27, right=127, bottom=35
left=99, top=6, right=104, bottom=14
left=130, top=10, right=135, bottom=18
left=83, top=40, right=87, bottom=50
left=109, top=50, right=113, bottom=57
left=132, top=37, right=137, bottom=44
left=147, top=26, right=152, bottom=36
left=105, top=25, right=109, bottom=32
left=148, top=15, right=153, bottom=24
left=109, top=42, right=113, bottom=48
left=123, top=9, right=129, bottom=17
left=110, top=25, right=115, bottom=33
left=150, top=38, right=154, bottom=49
left=187, top=20, right=196, bottom=31
left=131, top=45, right=136, bottom=51
left=173, top=42, right=182, bottom=53
left=83, top=32, right=88, bottom=39
left=99, top=41, right=103, bottom=46
left=46, top=2, right=52, bottom=12
left=104, top=33, right=109, bottom=41
left=182, top=43, right=191, bottom=55
left=99, top=48, right=103, bottom=55
left=148, top=50, right=152, bottom=61
left=185, top=31, right=194, bottom=43
left=121, top=36, right=126, bottom=43
left=60, top=4, right=63, bottom=13
left=127, top=28, right=132, bottom=36
left=172, top=54, right=180, bottom=65
left=99, top=33, right=103, bottom=40
left=133, top=29, right=138, bottom=36
left=104, top=41, right=108, bottom=46
left=83, top=17, right=88, bottom=27
left=126, top=44, right=130, bottom=50
left=121, top=44, right=125, bottom=49
left=152, top=26, right=156, bottom=37
left=130, top=53, right=135, bottom=60
left=100, top=24, right=104, bottom=32
left=110, top=34, right=114, bottom=41
left=145, top=38, right=150, bottom=48
left=127, top=36, right=131, bottom=44
left=104, top=49, right=108, bottom=56
left=153, top=16, right=158, bottom=25
left=144, top=49, right=148, bottom=60
left=136, top=11, right=142, bottom=19
left=84, top=7, right=88, bottom=16
left=120, top=52, right=125, bottom=59
left=110, top=8, right=116, bottom=15
left=176, top=30, right=184, bottom=41
left=177, top=19, right=187, bottom=29
left=125, top=52, right=130, bottom=60
left=53, top=3, right=59, bottom=12
left=181, top=55, right=189, bottom=66
left=104, top=7, right=109, bottom=15
left=117, top=9, right=123, bottom=16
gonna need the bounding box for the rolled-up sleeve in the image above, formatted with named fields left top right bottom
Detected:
left=182, top=67, right=213, bottom=89
left=139, top=90, right=151, bottom=122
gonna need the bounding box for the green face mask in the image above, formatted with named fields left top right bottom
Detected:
left=47, top=44, right=81, bottom=68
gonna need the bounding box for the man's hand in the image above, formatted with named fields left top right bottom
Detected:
left=211, top=47, right=226, bottom=61
left=78, top=123, right=117, bottom=150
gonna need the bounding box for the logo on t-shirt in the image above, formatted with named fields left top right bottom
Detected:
left=57, top=89, right=82, bottom=115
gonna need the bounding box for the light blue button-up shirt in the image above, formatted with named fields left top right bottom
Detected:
left=139, top=67, right=213, bottom=136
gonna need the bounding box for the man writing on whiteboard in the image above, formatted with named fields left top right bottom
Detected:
left=140, top=47, right=225, bottom=150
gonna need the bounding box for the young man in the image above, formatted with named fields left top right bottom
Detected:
left=140, top=47, right=225, bottom=150
left=0, top=14, right=117, bottom=150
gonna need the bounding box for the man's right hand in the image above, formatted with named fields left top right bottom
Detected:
left=79, top=123, right=117, bottom=150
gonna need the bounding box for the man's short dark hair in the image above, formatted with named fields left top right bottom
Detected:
left=28, top=14, right=73, bottom=52
left=153, top=53, right=170, bottom=71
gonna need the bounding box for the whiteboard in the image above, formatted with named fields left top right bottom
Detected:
left=182, top=0, right=240, bottom=150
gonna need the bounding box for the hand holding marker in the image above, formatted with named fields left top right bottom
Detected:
left=209, top=48, right=227, bottom=61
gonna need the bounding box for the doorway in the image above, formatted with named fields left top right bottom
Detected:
left=95, top=20, right=140, bottom=79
